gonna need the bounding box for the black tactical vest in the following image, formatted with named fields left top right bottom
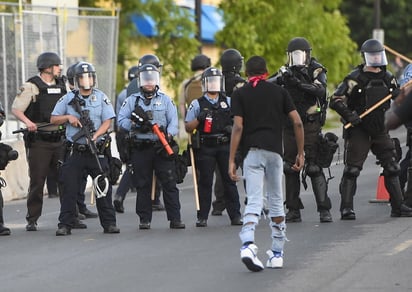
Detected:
left=284, top=59, right=324, bottom=118
left=197, top=94, right=232, bottom=135
left=24, top=76, right=67, bottom=123
left=346, top=66, right=394, bottom=136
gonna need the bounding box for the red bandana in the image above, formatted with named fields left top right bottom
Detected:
left=248, top=73, right=268, bottom=87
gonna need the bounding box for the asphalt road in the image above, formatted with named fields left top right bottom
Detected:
left=1, top=126, right=412, bottom=292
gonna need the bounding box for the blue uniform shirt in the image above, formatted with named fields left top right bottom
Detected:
left=117, top=91, right=178, bottom=140
left=52, top=89, right=115, bottom=144
left=185, top=94, right=232, bottom=122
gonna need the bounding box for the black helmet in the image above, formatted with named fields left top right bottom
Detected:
left=74, top=62, right=97, bottom=90
left=127, top=65, right=140, bottom=81
left=37, top=52, right=61, bottom=70
left=220, top=49, right=244, bottom=73
left=191, top=54, right=211, bottom=71
left=360, top=39, right=387, bottom=67
left=286, top=37, right=311, bottom=67
left=66, top=62, right=79, bottom=86
left=201, top=67, right=225, bottom=93
left=138, top=54, right=162, bottom=69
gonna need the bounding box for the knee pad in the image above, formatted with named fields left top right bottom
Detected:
left=343, top=165, right=361, bottom=179
left=306, top=163, right=322, bottom=177
left=383, top=161, right=401, bottom=177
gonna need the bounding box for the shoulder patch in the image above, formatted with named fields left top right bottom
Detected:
left=103, top=96, right=111, bottom=105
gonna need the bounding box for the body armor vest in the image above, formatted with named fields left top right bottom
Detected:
left=197, top=95, right=232, bottom=135
left=284, top=59, right=323, bottom=118
left=25, top=76, right=67, bottom=123
left=347, top=66, right=393, bottom=136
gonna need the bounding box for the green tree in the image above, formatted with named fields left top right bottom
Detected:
left=216, top=0, right=358, bottom=87
left=109, top=0, right=200, bottom=100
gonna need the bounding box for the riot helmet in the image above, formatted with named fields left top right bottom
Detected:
left=138, top=64, right=160, bottom=97
left=128, top=65, right=140, bottom=81
left=201, top=67, right=225, bottom=94
left=191, top=54, right=211, bottom=71
left=286, top=37, right=311, bottom=67
left=360, top=39, right=388, bottom=67
left=220, top=49, right=244, bottom=74
left=37, top=52, right=61, bottom=70
left=66, top=62, right=79, bottom=87
left=138, top=54, right=162, bottom=69
left=74, top=62, right=97, bottom=90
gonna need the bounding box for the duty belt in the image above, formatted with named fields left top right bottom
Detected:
left=130, top=139, right=159, bottom=149
left=200, top=135, right=230, bottom=146
left=35, top=131, right=64, bottom=142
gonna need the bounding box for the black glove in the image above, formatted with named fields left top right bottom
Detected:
left=131, top=107, right=149, bottom=126
left=197, top=110, right=211, bottom=122
left=347, top=111, right=362, bottom=126
left=284, top=75, right=301, bottom=87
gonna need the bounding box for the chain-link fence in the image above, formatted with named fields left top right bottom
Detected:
left=0, top=2, right=119, bottom=139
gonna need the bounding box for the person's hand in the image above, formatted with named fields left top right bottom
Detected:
left=292, top=153, right=305, bottom=171
left=131, top=107, right=149, bottom=126
left=285, top=75, right=301, bottom=87
left=197, top=110, right=210, bottom=122
left=347, top=111, right=362, bottom=126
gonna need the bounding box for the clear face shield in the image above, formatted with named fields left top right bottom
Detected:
left=287, top=50, right=308, bottom=67
left=202, top=75, right=225, bottom=93
left=363, top=51, right=388, bottom=67
left=75, top=72, right=96, bottom=90
left=139, top=70, right=160, bottom=96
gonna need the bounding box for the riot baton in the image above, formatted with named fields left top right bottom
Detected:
left=344, top=79, right=412, bottom=129
left=187, top=134, right=200, bottom=211
left=12, top=123, right=54, bottom=134
left=384, top=45, right=412, bottom=64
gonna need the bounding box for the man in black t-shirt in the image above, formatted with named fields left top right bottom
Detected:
left=229, top=56, right=304, bottom=272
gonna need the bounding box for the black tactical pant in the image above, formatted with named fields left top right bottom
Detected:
left=58, top=150, right=116, bottom=229
left=194, top=143, right=241, bottom=221
left=341, top=127, right=403, bottom=210
left=26, top=139, right=64, bottom=223
left=283, top=120, right=331, bottom=211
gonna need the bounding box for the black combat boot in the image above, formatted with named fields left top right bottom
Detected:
left=339, top=177, right=356, bottom=220
left=385, top=176, right=412, bottom=217
left=311, top=175, right=332, bottom=222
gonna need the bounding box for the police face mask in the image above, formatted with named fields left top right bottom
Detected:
left=288, top=50, right=307, bottom=67
left=364, top=51, right=388, bottom=67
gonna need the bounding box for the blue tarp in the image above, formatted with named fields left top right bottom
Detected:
left=131, top=4, right=224, bottom=43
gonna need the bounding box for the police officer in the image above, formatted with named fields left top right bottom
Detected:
left=11, top=52, right=67, bottom=231
left=220, top=48, right=247, bottom=96
left=211, top=48, right=248, bottom=216
left=51, top=61, right=120, bottom=235
left=117, top=64, right=185, bottom=230
left=114, top=60, right=165, bottom=213
left=185, top=67, right=242, bottom=227
left=64, top=62, right=99, bottom=220
left=330, top=39, right=412, bottom=219
left=271, top=37, right=332, bottom=223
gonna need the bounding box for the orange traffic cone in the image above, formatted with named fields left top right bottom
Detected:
left=369, top=173, right=390, bottom=203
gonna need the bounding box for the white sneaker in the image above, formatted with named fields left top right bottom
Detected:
left=266, top=250, right=283, bottom=268
left=240, top=243, right=264, bottom=272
